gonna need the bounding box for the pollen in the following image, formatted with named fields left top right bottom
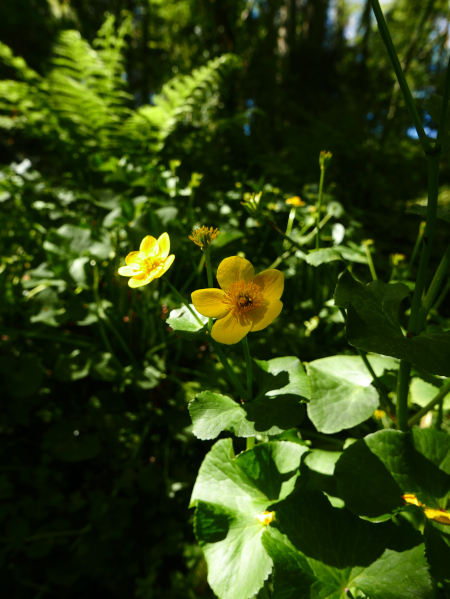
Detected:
left=223, top=280, right=264, bottom=315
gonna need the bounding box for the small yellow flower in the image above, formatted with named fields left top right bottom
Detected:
left=191, top=256, right=284, bottom=345
left=374, top=409, right=386, bottom=420
left=319, top=150, right=332, bottom=169
left=402, top=493, right=450, bottom=525
left=254, top=511, right=275, bottom=525
left=286, top=196, right=304, bottom=207
left=189, top=226, right=220, bottom=249
left=118, top=233, right=175, bottom=288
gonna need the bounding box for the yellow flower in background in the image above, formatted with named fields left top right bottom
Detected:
left=374, top=409, right=386, bottom=420
left=192, top=256, right=284, bottom=345
left=189, top=226, right=220, bottom=249
left=402, top=493, right=450, bottom=525
left=286, top=196, right=304, bottom=207
left=118, top=233, right=175, bottom=288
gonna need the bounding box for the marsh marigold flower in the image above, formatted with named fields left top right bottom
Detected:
left=254, top=511, right=275, bottom=525
left=191, top=256, right=284, bottom=345
left=118, top=233, right=174, bottom=288
left=402, top=493, right=450, bottom=525
left=286, top=196, right=304, bottom=208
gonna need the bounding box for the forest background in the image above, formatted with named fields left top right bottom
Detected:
left=1, top=0, right=450, bottom=597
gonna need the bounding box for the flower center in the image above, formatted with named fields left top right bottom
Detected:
left=223, top=280, right=264, bottom=315
left=132, top=251, right=163, bottom=277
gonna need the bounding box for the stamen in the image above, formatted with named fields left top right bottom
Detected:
left=223, top=280, right=264, bottom=315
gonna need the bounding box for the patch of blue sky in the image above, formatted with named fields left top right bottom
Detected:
left=407, top=126, right=437, bottom=139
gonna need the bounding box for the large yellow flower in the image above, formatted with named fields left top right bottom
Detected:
left=118, top=233, right=175, bottom=288
left=192, top=256, right=284, bottom=345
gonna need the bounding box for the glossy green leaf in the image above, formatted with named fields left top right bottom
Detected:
left=265, top=491, right=431, bottom=599
left=166, top=304, right=207, bottom=339
left=307, top=355, right=397, bottom=433
left=189, top=357, right=309, bottom=439
left=190, top=439, right=308, bottom=599
left=334, top=429, right=450, bottom=518
left=335, top=270, right=450, bottom=376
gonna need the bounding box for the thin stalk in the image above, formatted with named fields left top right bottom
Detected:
left=242, top=336, right=252, bottom=400
left=209, top=338, right=247, bottom=400
left=396, top=155, right=440, bottom=429
left=436, top=55, right=450, bottom=149
left=408, top=155, right=440, bottom=335
left=417, top=243, right=450, bottom=330
left=396, top=360, right=411, bottom=432
left=369, top=0, right=432, bottom=154
left=203, top=245, right=214, bottom=332
left=404, top=221, right=425, bottom=279
left=363, top=243, right=378, bottom=281
left=357, top=349, right=395, bottom=414
left=408, top=380, right=450, bottom=427
left=436, top=398, right=444, bottom=430
left=316, top=167, right=326, bottom=250
left=266, top=219, right=305, bottom=251
left=301, top=210, right=334, bottom=245
left=163, top=276, right=204, bottom=327
left=286, top=207, right=297, bottom=237
left=433, top=279, right=450, bottom=311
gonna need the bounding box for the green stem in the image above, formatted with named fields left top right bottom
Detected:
left=408, top=380, right=450, bottom=427
left=163, top=276, right=204, bottom=327
left=408, top=155, right=440, bottom=335
left=364, top=243, right=377, bottom=281
left=396, top=155, right=440, bottom=429
left=266, top=219, right=305, bottom=251
left=286, top=207, right=296, bottom=237
left=246, top=437, right=255, bottom=450
left=209, top=338, right=247, bottom=400
left=436, top=55, right=450, bottom=149
left=404, top=221, right=425, bottom=279
left=396, top=360, right=411, bottom=431
left=203, top=245, right=214, bottom=332
left=357, top=349, right=394, bottom=414
left=417, top=243, right=450, bottom=330
left=316, top=166, right=326, bottom=250
left=433, top=279, right=450, bottom=311
left=242, top=335, right=252, bottom=400
left=369, top=0, right=432, bottom=154
left=436, top=397, right=444, bottom=430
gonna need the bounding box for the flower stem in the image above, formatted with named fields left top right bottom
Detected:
left=404, top=221, right=425, bottom=279
left=242, top=335, right=252, bottom=401
left=203, top=245, right=214, bottom=332
left=316, top=166, right=326, bottom=250
left=246, top=437, right=255, bottom=450
left=286, top=207, right=296, bottom=237
left=396, top=360, right=411, bottom=432
left=417, top=243, right=450, bottom=331
left=357, top=349, right=394, bottom=414
left=369, top=0, right=432, bottom=154
left=408, top=380, right=450, bottom=427
left=163, top=276, right=204, bottom=327
left=363, top=242, right=377, bottom=281
left=209, top=338, right=248, bottom=400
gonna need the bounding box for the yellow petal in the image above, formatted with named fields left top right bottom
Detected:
left=192, top=288, right=227, bottom=318
left=253, top=269, right=284, bottom=301
left=211, top=311, right=252, bottom=345
left=125, top=251, right=140, bottom=265
left=158, top=233, right=170, bottom=259
left=216, top=256, right=254, bottom=292
left=118, top=265, right=141, bottom=277
left=402, top=494, right=423, bottom=508
left=250, top=299, right=283, bottom=332
left=140, top=235, right=158, bottom=254
left=424, top=508, right=450, bottom=525
left=160, top=253, right=175, bottom=275
left=129, top=274, right=153, bottom=288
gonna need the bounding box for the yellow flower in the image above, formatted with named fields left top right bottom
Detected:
left=402, top=493, right=450, bottom=525
left=286, top=196, right=304, bottom=207
left=118, top=233, right=175, bottom=288
left=189, top=226, right=220, bottom=249
left=254, top=511, right=275, bottom=525
left=191, top=256, right=284, bottom=345
left=374, top=409, right=386, bottom=420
